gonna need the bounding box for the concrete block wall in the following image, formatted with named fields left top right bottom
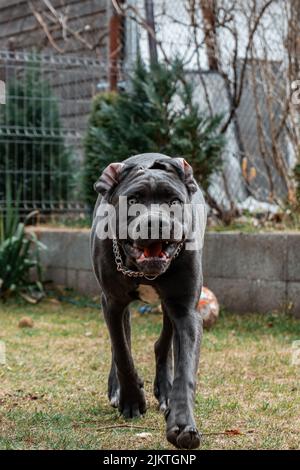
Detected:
left=33, top=228, right=300, bottom=316
left=35, top=228, right=99, bottom=297
left=202, top=232, right=292, bottom=314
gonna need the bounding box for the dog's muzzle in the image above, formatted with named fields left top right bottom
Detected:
left=113, top=239, right=184, bottom=280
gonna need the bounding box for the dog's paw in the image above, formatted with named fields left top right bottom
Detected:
left=159, top=398, right=169, bottom=413
left=109, top=389, right=120, bottom=408
left=154, top=375, right=172, bottom=414
left=165, top=405, right=201, bottom=449
left=119, top=387, right=146, bottom=419
left=166, top=424, right=201, bottom=449
left=108, top=367, right=121, bottom=408
left=154, top=383, right=169, bottom=413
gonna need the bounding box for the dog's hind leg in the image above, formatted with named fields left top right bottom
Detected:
left=103, top=296, right=146, bottom=419
left=154, top=308, right=173, bottom=413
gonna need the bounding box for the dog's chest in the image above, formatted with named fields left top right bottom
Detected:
left=137, top=285, right=160, bottom=303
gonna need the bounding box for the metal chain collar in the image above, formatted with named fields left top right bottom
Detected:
left=112, top=239, right=184, bottom=281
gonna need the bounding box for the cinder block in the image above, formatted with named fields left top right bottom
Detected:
left=287, top=282, right=300, bottom=318
left=203, top=232, right=286, bottom=281
left=287, top=234, right=300, bottom=281
left=43, top=267, right=67, bottom=286
left=204, top=277, right=286, bottom=314
left=204, top=277, right=253, bottom=313
left=38, top=231, right=70, bottom=269
left=66, top=269, right=78, bottom=290
left=37, top=230, right=92, bottom=271
left=202, top=233, right=222, bottom=278
left=251, top=279, right=286, bottom=313
left=77, top=270, right=99, bottom=296
left=66, top=232, right=92, bottom=271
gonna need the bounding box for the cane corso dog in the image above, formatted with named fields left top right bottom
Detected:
left=90, top=153, right=206, bottom=449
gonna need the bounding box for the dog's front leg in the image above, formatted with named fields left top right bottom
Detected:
left=164, top=299, right=202, bottom=449
left=154, top=311, right=173, bottom=412
left=102, top=295, right=146, bottom=419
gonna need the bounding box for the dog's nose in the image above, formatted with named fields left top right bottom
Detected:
left=129, top=210, right=181, bottom=242
left=130, top=211, right=168, bottom=237
left=133, top=217, right=170, bottom=246
left=147, top=214, right=170, bottom=236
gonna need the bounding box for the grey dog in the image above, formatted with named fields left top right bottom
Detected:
left=90, top=153, right=206, bottom=449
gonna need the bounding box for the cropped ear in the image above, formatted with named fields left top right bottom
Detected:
left=171, top=157, right=198, bottom=194
left=94, top=162, right=125, bottom=196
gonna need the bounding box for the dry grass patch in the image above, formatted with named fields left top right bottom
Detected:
left=0, top=295, right=299, bottom=450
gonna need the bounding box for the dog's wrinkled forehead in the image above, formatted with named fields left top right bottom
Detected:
left=117, top=166, right=183, bottom=202
left=124, top=159, right=184, bottom=179
left=120, top=160, right=182, bottom=188
left=94, top=157, right=197, bottom=200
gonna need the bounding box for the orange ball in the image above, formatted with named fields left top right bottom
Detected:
left=197, top=287, right=219, bottom=329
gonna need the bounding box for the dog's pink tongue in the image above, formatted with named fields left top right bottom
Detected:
left=144, top=242, right=162, bottom=258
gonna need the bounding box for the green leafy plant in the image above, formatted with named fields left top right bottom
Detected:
left=0, top=56, right=71, bottom=209
left=0, top=180, right=46, bottom=302
left=83, top=59, right=225, bottom=208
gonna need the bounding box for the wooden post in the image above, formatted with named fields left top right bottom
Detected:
left=109, top=1, right=124, bottom=91
left=200, top=0, right=219, bottom=71
left=144, top=0, right=158, bottom=65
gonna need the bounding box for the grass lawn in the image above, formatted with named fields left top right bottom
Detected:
left=0, top=294, right=299, bottom=450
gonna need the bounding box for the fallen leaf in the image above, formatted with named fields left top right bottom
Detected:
left=18, top=317, right=34, bottom=328
left=136, top=432, right=153, bottom=439
left=225, top=429, right=242, bottom=436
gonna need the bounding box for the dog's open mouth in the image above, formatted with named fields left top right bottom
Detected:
left=123, top=239, right=182, bottom=273
left=135, top=241, right=172, bottom=263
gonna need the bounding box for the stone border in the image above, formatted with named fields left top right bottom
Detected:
left=33, top=228, right=300, bottom=316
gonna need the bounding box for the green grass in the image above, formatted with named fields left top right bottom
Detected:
left=0, top=296, right=300, bottom=450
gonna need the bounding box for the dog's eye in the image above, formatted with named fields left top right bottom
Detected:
left=169, top=199, right=181, bottom=206
left=128, top=197, right=138, bottom=205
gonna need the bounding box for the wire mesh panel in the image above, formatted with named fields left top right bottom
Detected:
left=0, top=50, right=107, bottom=215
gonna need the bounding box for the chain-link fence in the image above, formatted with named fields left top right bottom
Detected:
left=0, top=49, right=106, bottom=215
